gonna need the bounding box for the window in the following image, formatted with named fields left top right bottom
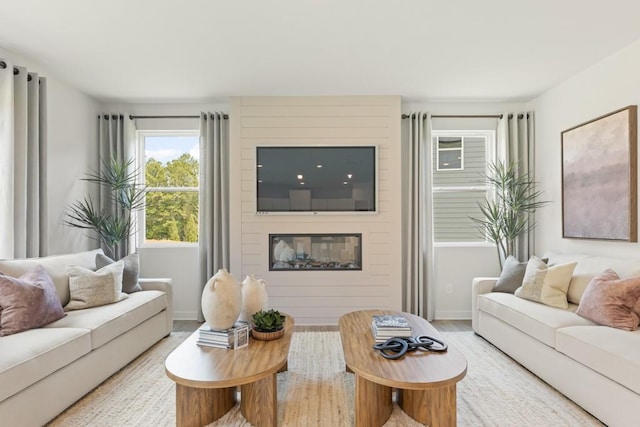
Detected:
left=436, top=137, right=463, bottom=170
left=432, top=131, right=495, bottom=243
left=138, top=131, right=199, bottom=244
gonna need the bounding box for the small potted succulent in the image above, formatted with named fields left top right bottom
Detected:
left=251, top=309, right=286, bottom=341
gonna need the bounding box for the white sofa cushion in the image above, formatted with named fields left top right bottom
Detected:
left=478, top=293, right=595, bottom=347
left=0, top=249, right=102, bottom=306
left=45, top=290, right=167, bottom=349
left=545, top=251, right=640, bottom=305
left=0, top=327, right=91, bottom=402
left=556, top=326, right=640, bottom=395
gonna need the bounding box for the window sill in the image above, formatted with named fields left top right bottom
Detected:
left=434, top=242, right=496, bottom=248
left=138, top=242, right=198, bottom=249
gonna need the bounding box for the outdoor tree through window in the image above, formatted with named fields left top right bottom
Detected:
left=140, top=132, right=199, bottom=244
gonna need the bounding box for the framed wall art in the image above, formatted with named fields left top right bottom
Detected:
left=561, top=105, right=637, bottom=241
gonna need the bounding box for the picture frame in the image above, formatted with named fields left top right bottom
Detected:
left=561, top=105, right=637, bottom=241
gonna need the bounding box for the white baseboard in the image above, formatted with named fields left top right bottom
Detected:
left=434, top=310, right=471, bottom=320
left=173, top=310, right=198, bottom=320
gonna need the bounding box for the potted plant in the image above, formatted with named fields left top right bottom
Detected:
left=65, top=157, right=146, bottom=260
left=251, top=309, right=286, bottom=341
left=471, top=160, right=549, bottom=269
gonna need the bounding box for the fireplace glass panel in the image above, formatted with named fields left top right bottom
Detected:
left=269, top=233, right=362, bottom=271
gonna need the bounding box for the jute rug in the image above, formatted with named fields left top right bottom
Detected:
left=48, top=331, right=603, bottom=426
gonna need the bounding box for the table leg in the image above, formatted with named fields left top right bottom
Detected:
left=175, top=384, right=235, bottom=427
left=355, top=374, right=392, bottom=427
left=241, top=373, right=277, bottom=427
left=397, top=384, right=457, bottom=427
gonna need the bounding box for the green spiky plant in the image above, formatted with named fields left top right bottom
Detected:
left=252, top=309, right=285, bottom=332
left=471, top=160, right=549, bottom=269
left=65, top=157, right=146, bottom=259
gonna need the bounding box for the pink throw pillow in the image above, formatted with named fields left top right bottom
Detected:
left=576, top=269, right=640, bottom=331
left=0, top=265, right=66, bottom=336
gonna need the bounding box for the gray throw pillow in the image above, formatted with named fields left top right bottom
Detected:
left=492, top=256, right=527, bottom=293
left=96, top=253, right=142, bottom=293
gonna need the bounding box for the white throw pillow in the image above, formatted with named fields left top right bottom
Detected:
left=515, top=256, right=577, bottom=309
left=64, top=261, right=128, bottom=311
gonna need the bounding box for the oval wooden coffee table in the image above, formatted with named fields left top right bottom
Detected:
left=339, top=310, right=467, bottom=427
left=165, top=315, right=294, bottom=427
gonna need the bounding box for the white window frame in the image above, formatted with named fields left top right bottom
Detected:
left=432, top=129, right=496, bottom=245
left=137, top=130, right=200, bottom=248
left=436, top=136, right=464, bottom=171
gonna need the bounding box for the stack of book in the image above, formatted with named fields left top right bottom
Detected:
left=197, top=321, right=250, bottom=349
left=371, top=314, right=412, bottom=343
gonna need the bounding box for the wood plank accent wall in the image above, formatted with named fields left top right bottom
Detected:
left=229, top=96, right=402, bottom=325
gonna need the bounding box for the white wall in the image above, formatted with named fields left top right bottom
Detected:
left=529, top=39, right=640, bottom=258
left=0, top=46, right=101, bottom=255
left=230, top=96, right=403, bottom=325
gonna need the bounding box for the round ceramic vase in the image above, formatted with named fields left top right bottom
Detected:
left=201, top=269, right=242, bottom=330
left=239, top=274, right=269, bottom=323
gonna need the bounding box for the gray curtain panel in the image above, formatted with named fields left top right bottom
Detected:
left=402, top=112, right=435, bottom=320
left=498, top=112, right=536, bottom=262
left=97, top=113, right=137, bottom=259
left=198, top=112, right=230, bottom=321
left=0, top=59, right=47, bottom=258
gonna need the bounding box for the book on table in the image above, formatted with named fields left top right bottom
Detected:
left=197, top=321, right=249, bottom=349
left=371, top=314, right=412, bottom=342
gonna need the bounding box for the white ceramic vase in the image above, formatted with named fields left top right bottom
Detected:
left=239, top=274, right=269, bottom=323
left=201, top=269, right=242, bottom=330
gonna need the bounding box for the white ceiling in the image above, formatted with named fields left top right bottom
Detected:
left=2, top=0, right=640, bottom=104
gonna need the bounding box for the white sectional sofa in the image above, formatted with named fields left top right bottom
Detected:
left=472, top=251, right=640, bottom=427
left=0, top=249, right=173, bottom=427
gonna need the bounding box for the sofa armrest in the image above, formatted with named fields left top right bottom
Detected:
left=139, top=278, right=173, bottom=335
left=471, top=277, right=498, bottom=334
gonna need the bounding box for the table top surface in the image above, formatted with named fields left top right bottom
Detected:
left=339, top=310, right=467, bottom=389
left=165, top=315, right=295, bottom=388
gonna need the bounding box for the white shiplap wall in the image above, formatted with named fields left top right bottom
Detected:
left=229, top=96, right=402, bottom=325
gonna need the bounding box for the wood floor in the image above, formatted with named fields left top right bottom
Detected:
left=173, top=319, right=472, bottom=333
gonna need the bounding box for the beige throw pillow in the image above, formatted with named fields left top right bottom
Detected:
left=515, top=256, right=577, bottom=309
left=64, top=261, right=128, bottom=311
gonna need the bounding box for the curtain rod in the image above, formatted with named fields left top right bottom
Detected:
left=129, top=114, right=228, bottom=120
left=0, top=60, right=36, bottom=81
left=402, top=113, right=529, bottom=120
left=97, top=114, right=228, bottom=120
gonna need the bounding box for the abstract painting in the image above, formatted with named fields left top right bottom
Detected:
left=561, top=106, right=637, bottom=241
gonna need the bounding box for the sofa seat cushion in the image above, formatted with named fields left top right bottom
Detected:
left=556, top=326, right=640, bottom=394
left=45, top=290, right=167, bottom=349
left=0, top=327, right=91, bottom=402
left=478, top=292, right=596, bottom=347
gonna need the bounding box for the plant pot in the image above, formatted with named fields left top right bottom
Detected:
left=251, top=328, right=284, bottom=341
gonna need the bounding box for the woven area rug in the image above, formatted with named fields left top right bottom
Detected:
left=48, top=330, right=603, bottom=426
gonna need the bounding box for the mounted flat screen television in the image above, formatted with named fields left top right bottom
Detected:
left=256, top=146, right=376, bottom=213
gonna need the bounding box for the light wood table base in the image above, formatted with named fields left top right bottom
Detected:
left=397, top=384, right=457, bottom=427
left=175, top=384, right=235, bottom=427
left=240, top=372, right=277, bottom=427
left=355, top=374, right=393, bottom=427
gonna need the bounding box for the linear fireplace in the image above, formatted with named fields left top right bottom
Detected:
left=269, top=233, right=362, bottom=271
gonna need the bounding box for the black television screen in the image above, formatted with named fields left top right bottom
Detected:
left=256, top=146, right=376, bottom=213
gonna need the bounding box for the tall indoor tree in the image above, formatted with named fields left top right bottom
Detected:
left=65, top=157, right=145, bottom=259
left=471, top=160, right=548, bottom=269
